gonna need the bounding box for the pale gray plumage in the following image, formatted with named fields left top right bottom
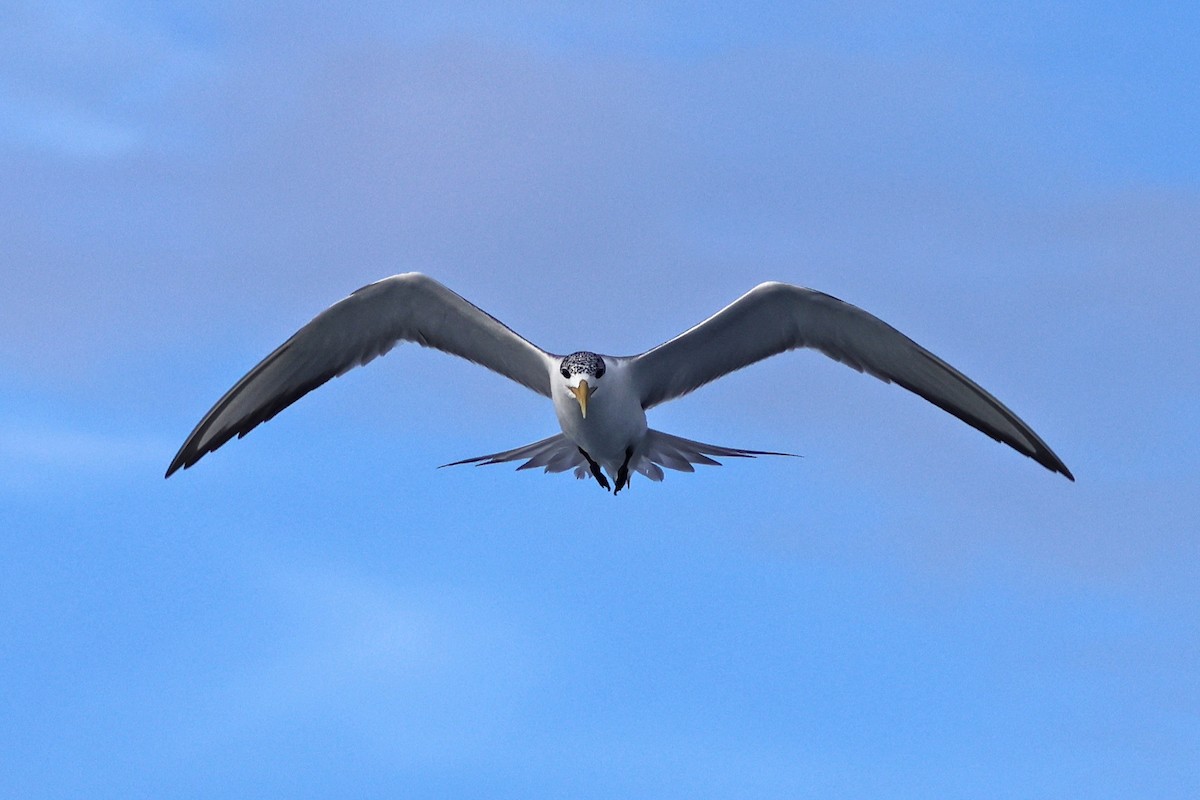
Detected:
left=630, top=281, right=1072, bottom=479
left=167, top=272, right=1073, bottom=486
left=166, top=274, right=550, bottom=476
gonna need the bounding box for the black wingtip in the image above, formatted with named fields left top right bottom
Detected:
left=1033, top=445, right=1074, bottom=482
left=165, top=444, right=203, bottom=479
left=164, top=456, right=185, bottom=479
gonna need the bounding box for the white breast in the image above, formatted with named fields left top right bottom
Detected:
left=551, top=358, right=648, bottom=475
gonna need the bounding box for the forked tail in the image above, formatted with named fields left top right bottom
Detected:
left=631, top=429, right=795, bottom=481
left=442, top=429, right=795, bottom=483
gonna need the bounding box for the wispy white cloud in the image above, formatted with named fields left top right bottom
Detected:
left=0, top=418, right=168, bottom=482
left=0, top=93, right=144, bottom=159
left=158, top=556, right=541, bottom=771
left=0, top=1, right=218, bottom=160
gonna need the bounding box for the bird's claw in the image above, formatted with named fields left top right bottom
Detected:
left=613, top=447, right=633, bottom=496
left=579, top=447, right=610, bottom=492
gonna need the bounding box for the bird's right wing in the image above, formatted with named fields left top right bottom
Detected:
left=628, top=282, right=1073, bottom=480
left=166, top=273, right=555, bottom=477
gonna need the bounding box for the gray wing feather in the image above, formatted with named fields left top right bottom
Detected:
left=440, top=434, right=585, bottom=474
left=629, top=282, right=1073, bottom=480
left=167, top=273, right=554, bottom=477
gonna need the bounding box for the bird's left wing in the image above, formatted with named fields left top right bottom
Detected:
left=628, top=282, right=1073, bottom=479
left=166, top=273, right=555, bottom=477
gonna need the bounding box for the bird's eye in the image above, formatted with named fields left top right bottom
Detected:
left=560, top=368, right=571, bottom=379
left=596, top=365, right=605, bottom=378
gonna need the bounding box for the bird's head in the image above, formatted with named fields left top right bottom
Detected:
left=558, top=351, right=606, bottom=418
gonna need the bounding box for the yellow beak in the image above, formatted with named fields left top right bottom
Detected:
left=570, top=379, right=591, bottom=418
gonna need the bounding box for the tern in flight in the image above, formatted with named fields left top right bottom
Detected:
left=166, top=273, right=1073, bottom=492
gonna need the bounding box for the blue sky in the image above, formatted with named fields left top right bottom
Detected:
left=2, top=2, right=1197, bottom=797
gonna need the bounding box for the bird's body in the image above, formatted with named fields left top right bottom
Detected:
left=167, top=273, right=1073, bottom=489
left=551, top=356, right=646, bottom=482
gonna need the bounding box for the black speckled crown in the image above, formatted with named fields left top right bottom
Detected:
left=560, top=352, right=606, bottom=377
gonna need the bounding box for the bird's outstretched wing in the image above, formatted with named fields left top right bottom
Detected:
left=628, top=282, right=1073, bottom=480
left=166, top=273, right=555, bottom=477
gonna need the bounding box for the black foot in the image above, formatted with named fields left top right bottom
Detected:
left=613, top=446, right=634, bottom=495
left=579, top=447, right=610, bottom=492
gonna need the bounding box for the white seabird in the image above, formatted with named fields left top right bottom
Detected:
left=166, top=273, right=1073, bottom=491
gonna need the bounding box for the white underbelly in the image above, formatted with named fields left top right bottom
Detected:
left=554, top=386, right=647, bottom=474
